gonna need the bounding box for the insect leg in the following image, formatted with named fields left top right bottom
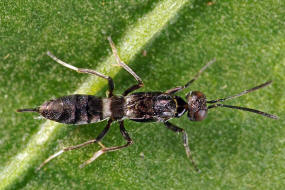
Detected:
left=164, top=121, right=200, bottom=172
left=165, top=58, right=216, bottom=94
left=80, top=121, right=133, bottom=168
left=36, top=119, right=113, bottom=171
left=107, top=37, right=144, bottom=96
left=47, top=51, right=114, bottom=97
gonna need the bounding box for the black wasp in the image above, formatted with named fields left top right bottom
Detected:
left=18, top=37, right=278, bottom=172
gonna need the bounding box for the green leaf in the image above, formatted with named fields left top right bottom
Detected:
left=1, top=0, right=284, bottom=189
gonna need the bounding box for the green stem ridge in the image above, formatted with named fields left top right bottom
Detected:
left=0, top=0, right=188, bottom=189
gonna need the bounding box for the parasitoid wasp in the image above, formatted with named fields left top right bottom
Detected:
left=17, top=37, right=278, bottom=172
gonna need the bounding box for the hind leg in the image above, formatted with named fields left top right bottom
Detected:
left=80, top=121, right=133, bottom=168
left=47, top=51, right=115, bottom=97
left=36, top=119, right=113, bottom=170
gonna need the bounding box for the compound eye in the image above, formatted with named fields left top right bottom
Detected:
left=194, top=110, right=207, bottom=121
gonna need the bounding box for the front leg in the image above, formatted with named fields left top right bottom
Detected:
left=165, top=58, right=215, bottom=94
left=164, top=121, right=200, bottom=172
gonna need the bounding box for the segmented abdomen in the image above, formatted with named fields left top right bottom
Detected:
left=39, top=95, right=103, bottom=124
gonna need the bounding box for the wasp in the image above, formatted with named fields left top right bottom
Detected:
left=17, top=37, right=278, bottom=172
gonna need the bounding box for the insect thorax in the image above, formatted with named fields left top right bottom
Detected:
left=124, top=92, right=184, bottom=122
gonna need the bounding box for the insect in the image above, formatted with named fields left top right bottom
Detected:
left=17, top=37, right=278, bottom=172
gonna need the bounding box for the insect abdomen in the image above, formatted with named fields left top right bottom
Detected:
left=39, top=95, right=103, bottom=124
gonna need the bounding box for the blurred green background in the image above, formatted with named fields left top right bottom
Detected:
left=0, top=0, right=284, bottom=189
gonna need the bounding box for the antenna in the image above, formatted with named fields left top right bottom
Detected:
left=208, top=104, right=278, bottom=119
left=16, top=108, right=39, bottom=113
left=207, top=81, right=278, bottom=119
left=207, top=81, right=272, bottom=103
